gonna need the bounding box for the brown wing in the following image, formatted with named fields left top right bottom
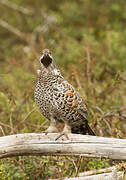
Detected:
left=61, top=80, right=88, bottom=119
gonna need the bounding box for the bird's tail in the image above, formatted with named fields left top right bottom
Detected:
left=71, top=119, right=95, bottom=136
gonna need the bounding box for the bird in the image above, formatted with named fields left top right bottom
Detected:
left=34, top=49, right=95, bottom=137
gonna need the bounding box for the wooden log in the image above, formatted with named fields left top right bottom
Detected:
left=0, top=133, right=126, bottom=160
left=50, top=172, right=123, bottom=180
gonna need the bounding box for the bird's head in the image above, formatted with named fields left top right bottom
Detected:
left=38, top=49, right=60, bottom=77
left=40, top=49, right=53, bottom=68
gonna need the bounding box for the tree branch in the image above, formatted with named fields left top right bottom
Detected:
left=79, top=166, right=117, bottom=177
left=0, top=19, right=26, bottom=41
left=0, top=133, right=126, bottom=160
left=0, top=0, right=34, bottom=16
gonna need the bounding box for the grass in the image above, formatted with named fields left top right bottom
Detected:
left=0, top=0, right=126, bottom=179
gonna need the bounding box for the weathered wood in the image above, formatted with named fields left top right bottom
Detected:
left=51, top=165, right=124, bottom=180
left=50, top=172, right=123, bottom=180
left=0, top=133, right=126, bottom=160
left=79, top=166, right=117, bottom=177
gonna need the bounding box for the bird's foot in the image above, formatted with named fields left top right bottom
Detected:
left=55, top=131, right=69, bottom=140
left=42, top=131, right=48, bottom=135
left=55, top=123, right=71, bottom=140
left=42, top=125, right=58, bottom=135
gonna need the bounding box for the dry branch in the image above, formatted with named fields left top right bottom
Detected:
left=79, top=166, right=116, bottom=177
left=0, top=133, right=126, bottom=160
left=0, top=0, right=34, bottom=16
left=0, top=19, right=26, bottom=41
left=51, top=172, right=123, bottom=180
left=51, top=165, right=126, bottom=180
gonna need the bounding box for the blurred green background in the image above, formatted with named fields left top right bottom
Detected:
left=0, top=0, right=126, bottom=179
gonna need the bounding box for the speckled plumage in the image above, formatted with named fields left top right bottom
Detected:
left=34, top=49, right=95, bottom=135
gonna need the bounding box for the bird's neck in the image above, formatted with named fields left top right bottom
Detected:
left=38, top=66, right=63, bottom=82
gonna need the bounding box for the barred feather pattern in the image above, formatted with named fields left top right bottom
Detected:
left=34, top=49, right=95, bottom=136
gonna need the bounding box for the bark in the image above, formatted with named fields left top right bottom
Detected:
left=0, top=133, right=126, bottom=160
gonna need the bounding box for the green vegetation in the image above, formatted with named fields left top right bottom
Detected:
left=0, top=0, right=126, bottom=179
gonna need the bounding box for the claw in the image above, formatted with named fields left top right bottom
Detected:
left=55, top=123, right=71, bottom=140
left=55, top=132, right=69, bottom=140
left=41, top=126, right=58, bottom=135
left=41, top=130, right=49, bottom=135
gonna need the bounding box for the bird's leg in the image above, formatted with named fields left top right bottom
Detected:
left=44, top=118, right=58, bottom=134
left=55, top=123, right=71, bottom=140
left=63, top=123, right=71, bottom=133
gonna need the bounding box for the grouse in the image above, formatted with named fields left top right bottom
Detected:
left=34, top=49, right=95, bottom=136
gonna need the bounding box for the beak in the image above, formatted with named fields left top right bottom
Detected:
left=40, top=53, right=53, bottom=68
